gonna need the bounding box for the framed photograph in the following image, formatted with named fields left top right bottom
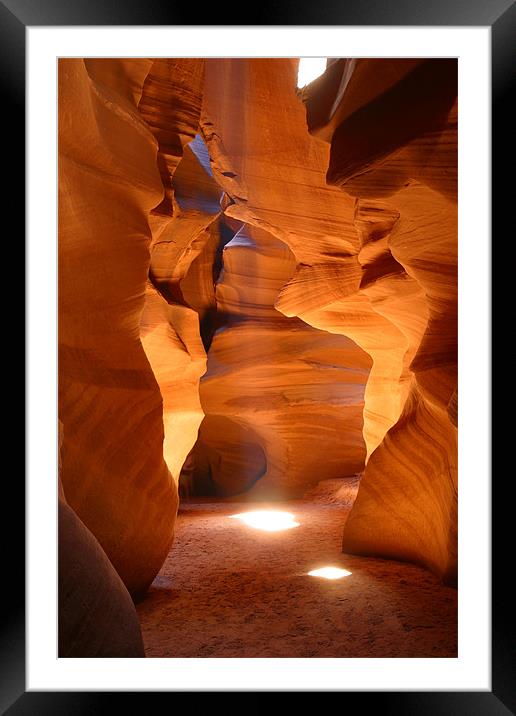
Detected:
left=9, top=0, right=504, bottom=711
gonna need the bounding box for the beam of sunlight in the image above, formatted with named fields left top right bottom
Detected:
left=297, top=58, right=327, bottom=88
left=229, top=510, right=300, bottom=532
left=308, top=566, right=352, bottom=580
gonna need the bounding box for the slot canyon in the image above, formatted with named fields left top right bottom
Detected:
left=58, top=57, right=457, bottom=659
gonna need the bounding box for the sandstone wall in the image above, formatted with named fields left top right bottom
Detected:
left=199, top=58, right=457, bottom=581
left=59, top=57, right=458, bottom=599
left=58, top=422, right=144, bottom=656
left=187, top=223, right=370, bottom=498
left=58, top=59, right=206, bottom=597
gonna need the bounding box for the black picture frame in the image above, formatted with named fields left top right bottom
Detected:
left=9, top=0, right=504, bottom=711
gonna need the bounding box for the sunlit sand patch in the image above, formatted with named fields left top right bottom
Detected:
left=308, top=566, right=352, bottom=580
left=229, top=510, right=300, bottom=532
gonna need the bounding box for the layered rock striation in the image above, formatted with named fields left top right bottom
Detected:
left=199, top=58, right=457, bottom=581
left=58, top=422, right=144, bottom=657
left=185, top=223, right=370, bottom=498
left=59, top=56, right=458, bottom=615
left=303, top=59, right=458, bottom=581
left=180, top=58, right=374, bottom=496
left=58, top=59, right=207, bottom=597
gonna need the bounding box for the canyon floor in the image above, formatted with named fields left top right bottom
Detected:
left=136, top=479, right=457, bottom=658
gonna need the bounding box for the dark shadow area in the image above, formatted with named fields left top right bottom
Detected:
left=179, top=415, right=267, bottom=498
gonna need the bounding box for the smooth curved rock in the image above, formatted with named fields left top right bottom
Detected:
left=198, top=60, right=407, bottom=483
left=199, top=58, right=457, bottom=581
left=304, top=59, right=458, bottom=582
left=139, top=284, right=206, bottom=482
left=59, top=56, right=458, bottom=595
left=137, top=62, right=213, bottom=484
left=200, top=59, right=404, bottom=460
left=183, top=415, right=267, bottom=496
left=58, top=421, right=144, bottom=657
left=185, top=223, right=371, bottom=498
left=59, top=59, right=178, bottom=596
left=59, top=498, right=145, bottom=657
left=296, top=199, right=429, bottom=459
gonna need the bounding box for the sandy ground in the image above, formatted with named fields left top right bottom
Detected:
left=136, top=479, right=457, bottom=658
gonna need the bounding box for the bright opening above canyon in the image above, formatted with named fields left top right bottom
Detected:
left=58, top=57, right=458, bottom=660
left=297, top=57, right=328, bottom=87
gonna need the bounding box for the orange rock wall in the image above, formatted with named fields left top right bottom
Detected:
left=58, top=59, right=206, bottom=596
left=189, top=59, right=374, bottom=496
left=200, top=58, right=457, bottom=581
left=189, top=223, right=371, bottom=498
left=304, top=59, right=458, bottom=581
left=58, top=420, right=144, bottom=656
left=59, top=57, right=458, bottom=597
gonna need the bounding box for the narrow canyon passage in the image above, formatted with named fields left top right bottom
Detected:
left=137, top=481, right=457, bottom=658
left=58, top=57, right=458, bottom=661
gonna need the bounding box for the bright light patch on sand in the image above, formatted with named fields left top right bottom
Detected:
left=308, top=567, right=352, bottom=580
left=297, top=58, right=327, bottom=88
left=229, top=511, right=300, bottom=532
